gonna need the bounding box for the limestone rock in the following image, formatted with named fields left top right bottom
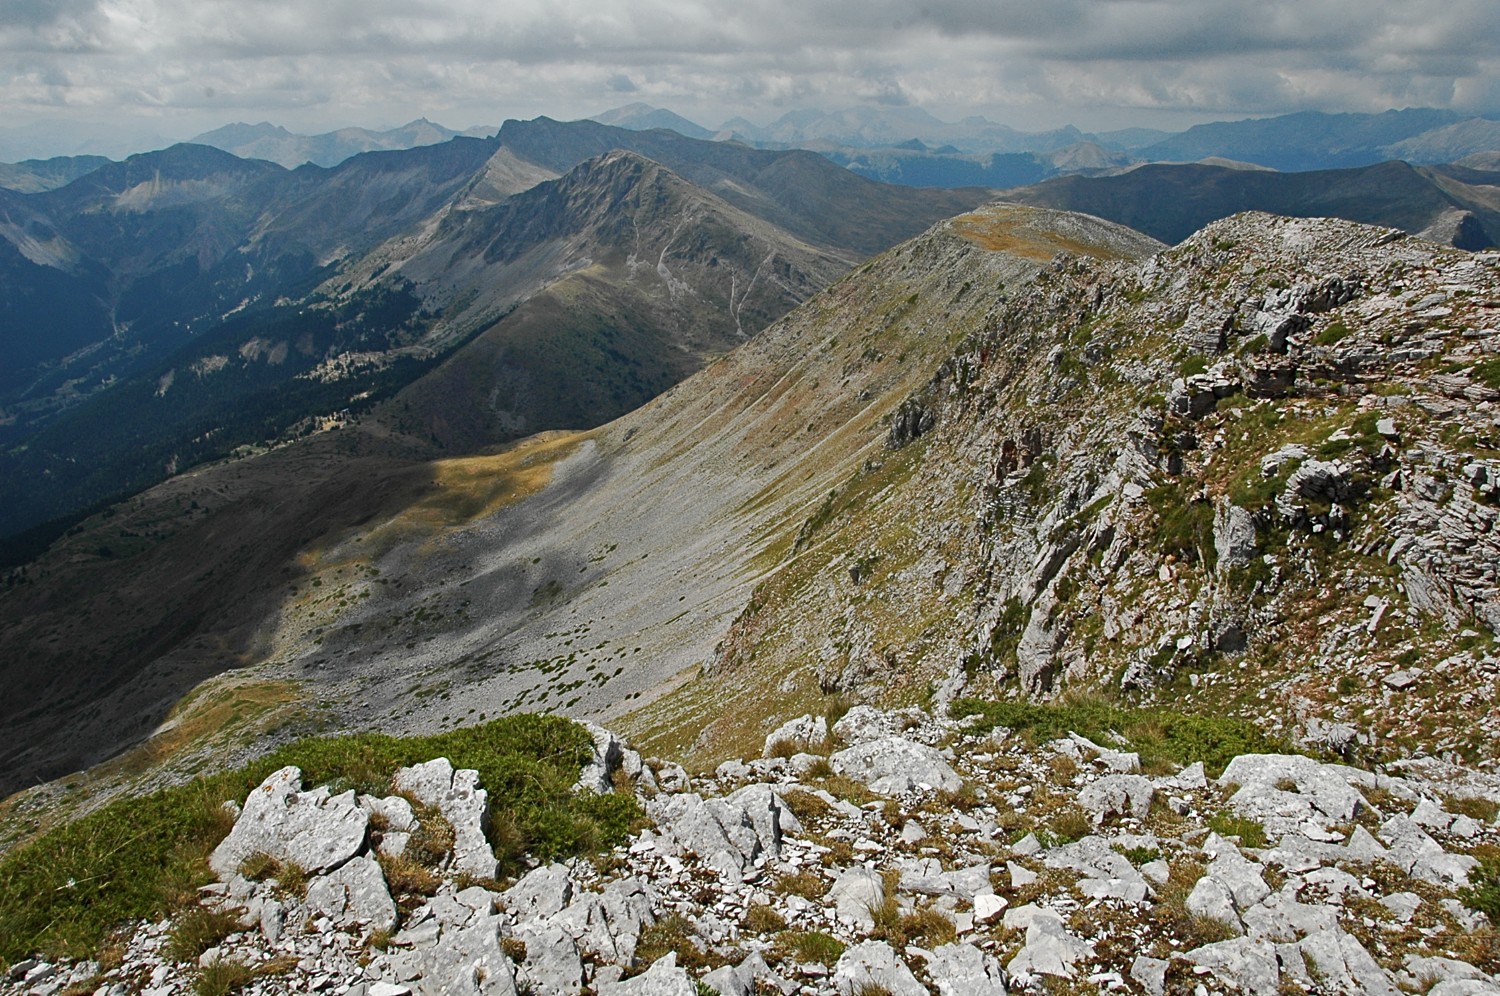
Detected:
left=828, top=865, right=884, bottom=929
left=1076, top=774, right=1154, bottom=823
left=209, top=766, right=369, bottom=879
left=926, top=942, right=1007, bottom=996
left=1186, top=875, right=1244, bottom=934
left=304, top=855, right=396, bottom=936
left=387, top=903, right=518, bottom=996
left=512, top=921, right=585, bottom=996
left=831, top=706, right=894, bottom=746
left=1130, top=955, right=1169, bottom=996
left=393, top=758, right=498, bottom=880
left=504, top=863, right=573, bottom=922
left=1003, top=905, right=1094, bottom=979
left=1064, top=733, right=1141, bottom=773
left=1219, top=753, right=1370, bottom=836
left=597, top=953, right=695, bottom=996
left=575, top=722, right=624, bottom=795
left=551, top=876, right=656, bottom=964
left=648, top=786, right=797, bottom=881
left=763, top=715, right=828, bottom=757
left=1213, top=498, right=1258, bottom=568
left=830, top=736, right=961, bottom=794
left=832, top=941, right=926, bottom=996
left=702, top=951, right=789, bottom=996
left=1183, top=937, right=1282, bottom=996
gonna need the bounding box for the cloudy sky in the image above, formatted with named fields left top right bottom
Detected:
left=3, top=0, right=1498, bottom=158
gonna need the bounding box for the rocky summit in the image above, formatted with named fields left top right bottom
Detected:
left=3, top=705, right=1497, bottom=996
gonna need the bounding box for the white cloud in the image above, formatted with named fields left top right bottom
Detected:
left=0, top=0, right=1496, bottom=157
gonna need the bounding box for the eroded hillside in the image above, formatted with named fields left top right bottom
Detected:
left=666, top=213, right=1500, bottom=775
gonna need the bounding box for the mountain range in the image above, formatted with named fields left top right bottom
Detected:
left=187, top=119, right=496, bottom=169
left=1001, top=159, right=1500, bottom=250
left=0, top=201, right=1157, bottom=799
left=1, top=102, right=1499, bottom=814
left=0, top=117, right=987, bottom=556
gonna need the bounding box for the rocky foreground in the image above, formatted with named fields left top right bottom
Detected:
left=4, top=706, right=1498, bottom=996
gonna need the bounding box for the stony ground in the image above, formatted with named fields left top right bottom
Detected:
left=5, top=703, right=1497, bottom=996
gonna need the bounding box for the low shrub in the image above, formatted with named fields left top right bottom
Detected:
left=1460, top=858, right=1500, bottom=923
left=743, top=903, right=788, bottom=933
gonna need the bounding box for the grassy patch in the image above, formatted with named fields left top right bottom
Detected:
left=1460, top=857, right=1500, bottom=923
left=1143, top=483, right=1216, bottom=568
left=633, top=913, right=725, bottom=974
left=1315, top=320, right=1352, bottom=345
left=949, top=694, right=1291, bottom=776
left=743, top=903, right=788, bottom=934
left=194, top=959, right=258, bottom=996
left=773, top=869, right=829, bottom=900
left=1205, top=812, right=1268, bottom=849
left=1472, top=358, right=1500, bottom=392
left=0, top=714, right=640, bottom=963
left=237, top=852, right=308, bottom=898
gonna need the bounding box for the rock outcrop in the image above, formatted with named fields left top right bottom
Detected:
left=9, top=707, right=1496, bottom=996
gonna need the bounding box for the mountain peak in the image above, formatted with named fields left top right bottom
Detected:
left=588, top=104, right=714, bottom=140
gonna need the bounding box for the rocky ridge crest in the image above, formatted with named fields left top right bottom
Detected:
left=4, top=706, right=1497, bottom=996
left=695, top=213, right=1500, bottom=770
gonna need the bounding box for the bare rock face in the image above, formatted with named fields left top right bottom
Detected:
left=208, top=766, right=368, bottom=879
left=1076, top=774, right=1155, bottom=824
left=575, top=722, right=625, bottom=794
left=762, top=715, right=828, bottom=757
left=926, top=942, right=1008, bottom=996
left=597, top=953, right=696, bottom=996
left=1213, top=498, right=1258, bottom=568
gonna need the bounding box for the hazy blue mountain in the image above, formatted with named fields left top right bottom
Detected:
left=0, top=119, right=992, bottom=545
left=0, top=155, right=113, bottom=193
left=589, top=103, right=715, bottom=140
left=189, top=118, right=494, bottom=168
left=1137, top=108, right=1464, bottom=171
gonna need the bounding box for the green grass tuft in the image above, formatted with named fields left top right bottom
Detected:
left=165, top=907, right=241, bottom=964
left=1205, top=812, right=1268, bottom=849
left=775, top=929, right=846, bottom=965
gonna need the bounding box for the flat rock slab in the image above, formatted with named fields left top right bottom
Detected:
left=833, top=941, right=926, bottom=996
left=597, top=954, right=695, bottom=996
left=1077, top=774, right=1155, bottom=822
left=305, top=854, right=397, bottom=936
left=926, top=942, right=1008, bottom=996
left=831, top=736, right=961, bottom=794
left=209, top=766, right=368, bottom=879
left=1219, top=753, right=1371, bottom=835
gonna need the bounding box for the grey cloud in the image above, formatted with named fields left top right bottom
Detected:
left=1, top=0, right=102, bottom=28
left=0, top=0, right=1496, bottom=154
